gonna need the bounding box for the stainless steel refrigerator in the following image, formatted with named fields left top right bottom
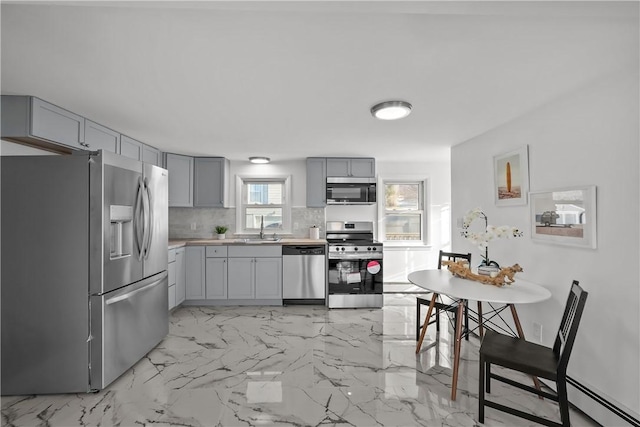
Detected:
left=1, top=150, right=169, bottom=395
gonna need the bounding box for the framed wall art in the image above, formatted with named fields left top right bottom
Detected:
left=493, top=145, right=529, bottom=206
left=529, top=185, right=597, bottom=249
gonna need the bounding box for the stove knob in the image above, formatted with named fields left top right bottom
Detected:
left=354, top=247, right=358, bottom=251
left=367, top=247, right=371, bottom=251
left=341, top=247, right=345, bottom=251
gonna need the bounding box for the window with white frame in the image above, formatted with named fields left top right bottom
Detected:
left=384, top=181, right=424, bottom=241
left=237, top=176, right=291, bottom=234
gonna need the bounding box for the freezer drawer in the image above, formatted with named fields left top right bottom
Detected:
left=90, top=272, right=168, bottom=390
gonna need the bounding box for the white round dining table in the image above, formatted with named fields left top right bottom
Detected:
left=408, top=269, right=552, bottom=401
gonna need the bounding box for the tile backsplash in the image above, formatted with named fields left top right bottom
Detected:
left=169, top=207, right=326, bottom=239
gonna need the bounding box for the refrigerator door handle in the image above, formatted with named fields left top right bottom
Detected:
left=142, top=178, right=153, bottom=259
left=134, top=177, right=145, bottom=260
left=105, top=273, right=166, bottom=305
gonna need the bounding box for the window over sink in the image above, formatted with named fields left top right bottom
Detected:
left=236, top=176, right=292, bottom=235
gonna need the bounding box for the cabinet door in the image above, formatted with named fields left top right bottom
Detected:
left=84, top=120, right=119, bottom=153
left=205, top=258, right=228, bottom=299
left=175, top=248, right=186, bottom=305
left=31, top=97, right=85, bottom=149
left=227, top=258, right=254, bottom=299
left=326, top=158, right=350, bottom=177
left=119, top=135, right=143, bottom=161
left=194, top=157, right=228, bottom=207
left=349, top=158, right=375, bottom=177
left=142, top=144, right=161, bottom=166
left=164, top=153, right=194, bottom=207
left=254, top=257, right=282, bottom=299
left=185, top=246, right=205, bottom=299
left=168, top=284, right=176, bottom=310
left=306, top=157, right=326, bottom=207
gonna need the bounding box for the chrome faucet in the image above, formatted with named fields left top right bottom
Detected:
left=259, top=215, right=265, bottom=239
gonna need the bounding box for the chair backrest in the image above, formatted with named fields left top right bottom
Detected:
left=437, top=250, right=472, bottom=270
left=553, top=280, right=588, bottom=372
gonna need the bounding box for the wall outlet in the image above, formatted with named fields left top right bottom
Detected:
left=190, top=222, right=197, bottom=230
left=532, top=322, right=543, bottom=342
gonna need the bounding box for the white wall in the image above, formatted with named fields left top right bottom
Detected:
left=376, top=160, right=452, bottom=283
left=451, top=66, right=639, bottom=425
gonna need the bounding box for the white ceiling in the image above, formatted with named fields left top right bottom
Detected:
left=1, top=1, right=637, bottom=162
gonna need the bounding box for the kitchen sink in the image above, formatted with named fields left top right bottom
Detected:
left=239, top=237, right=282, bottom=244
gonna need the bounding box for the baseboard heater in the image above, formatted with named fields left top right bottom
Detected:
left=567, top=376, right=640, bottom=427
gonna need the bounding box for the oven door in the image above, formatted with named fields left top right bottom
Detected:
left=327, top=257, right=383, bottom=294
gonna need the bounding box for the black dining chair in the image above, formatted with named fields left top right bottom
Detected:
left=478, top=280, right=588, bottom=427
left=416, top=250, right=471, bottom=342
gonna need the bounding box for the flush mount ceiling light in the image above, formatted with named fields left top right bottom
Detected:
left=370, top=100, right=412, bottom=120
left=249, top=156, right=270, bottom=164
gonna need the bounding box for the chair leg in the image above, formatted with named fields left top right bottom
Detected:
left=464, top=304, right=469, bottom=341
left=486, top=362, right=491, bottom=394
left=557, top=378, right=570, bottom=427
left=477, top=301, right=484, bottom=339
left=479, top=354, right=485, bottom=423
left=435, top=306, right=440, bottom=331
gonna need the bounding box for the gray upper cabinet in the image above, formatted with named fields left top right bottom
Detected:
left=84, top=120, right=119, bottom=153
left=194, top=157, right=230, bottom=207
left=121, top=136, right=162, bottom=166
left=142, top=144, right=162, bottom=166
left=1, top=95, right=163, bottom=159
left=1, top=95, right=85, bottom=152
left=119, top=135, right=143, bottom=161
left=164, top=153, right=194, bottom=207
left=30, top=98, right=85, bottom=150
left=326, top=157, right=375, bottom=177
left=306, top=157, right=327, bottom=207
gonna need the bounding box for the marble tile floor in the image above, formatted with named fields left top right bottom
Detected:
left=2, top=294, right=598, bottom=427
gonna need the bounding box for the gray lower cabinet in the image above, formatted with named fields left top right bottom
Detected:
left=185, top=246, right=205, bottom=299
left=84, top=120, right=119, bottom=153
left=194, top=157, right=230, bottom=207
left=175, top=247, right=186, bottom=305
left=168, top=249, right=177, bottom=310
left=205, top=246, right=228, bottom=299
left=254, top=257, right=283, bottom=299
left=182, top=244, right=282, bottom=304
left=227, top=245, right=282, bottom=301
left=227, top=258, right=254, bottom=299
left=306, top=157, right=327, bottom=207
left=164, top=153, right=194, bottom=207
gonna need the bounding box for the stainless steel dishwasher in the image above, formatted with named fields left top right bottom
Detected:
left=282, top=245, right=326, bottom=305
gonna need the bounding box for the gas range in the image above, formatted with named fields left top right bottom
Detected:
left=325, top=221, right=384, bottom=308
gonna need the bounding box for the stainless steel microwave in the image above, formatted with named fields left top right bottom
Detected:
left=326, top=177, right=377, bottom=205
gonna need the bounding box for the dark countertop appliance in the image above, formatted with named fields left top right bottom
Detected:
left=326, top=221, right=383, bottom=308
left=326, top=177, right=376, bottom=205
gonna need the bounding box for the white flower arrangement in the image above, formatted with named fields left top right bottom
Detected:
left=460, top=207, right=522, bottom=266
